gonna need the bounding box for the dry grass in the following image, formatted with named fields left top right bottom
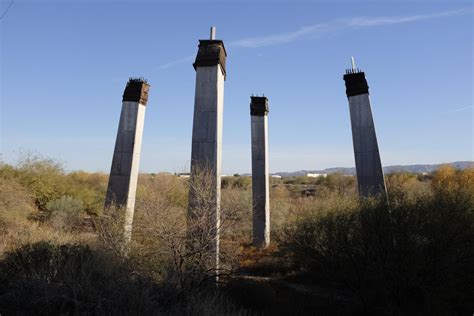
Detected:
left=0, top=156, right=473, bottom=314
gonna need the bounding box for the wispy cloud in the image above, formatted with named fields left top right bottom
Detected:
left=346, top=8, right=469, bottom=27
left=157, top=8, right=471, bottom=68
left=157, top=54, right=194, bottom=70
left=444, top=105, right=473, bottom=113
left=232, top=8, right=471, bottom=48
left=229, top=23, right=334, bottom=48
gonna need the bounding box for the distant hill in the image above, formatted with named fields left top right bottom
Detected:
left=274, top=161, right=473, bottom=177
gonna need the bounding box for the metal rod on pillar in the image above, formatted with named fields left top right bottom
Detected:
left=210, top=26, right=216, bottom=40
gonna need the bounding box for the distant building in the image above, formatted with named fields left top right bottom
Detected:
left=306, top=173, right=327, bottom=178
left=155, top=172, right=172, bottom=176
left=176, top=173, right=190, bottom=178
left=270, top=175, right=282, bottom=179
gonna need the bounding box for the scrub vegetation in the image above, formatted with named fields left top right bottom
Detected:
left=0, top=153, right=473, bottom=315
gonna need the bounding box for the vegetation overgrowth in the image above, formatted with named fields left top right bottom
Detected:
left=0, top=153, right=472, bottom=314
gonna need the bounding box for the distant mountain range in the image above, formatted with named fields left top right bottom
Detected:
left=273, top=161, right=473, bottom=177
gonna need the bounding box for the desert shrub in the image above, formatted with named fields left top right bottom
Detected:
left=432, top=166, right=474, bottom=204
left=281, top=183, right=474, bottom=315
left=221, top=175, right=252, bottom=189
left=132, top=168, right=241, bottom=291
left=133, top=193, right=187, bottom=283
left=0, top=162, right=15, bottom=177
left=137, top=173, right=188, bottom=208
left=186, top=166, right=237, bottom=286
left=271, top=189, right=357, bottom=240
left=0, top=175, right=95, bottom=258
left=283, top=178, right=296, bottom=185
left=95, top=174, right=190, bottom=267
left=0, top=177, right=35, bottom=224
left=386, top=172, right=431, bottom=200
left=269, top=176, right=283, bottom=186
left=132, top=173, right=189, bottom=278
left=1, top=154, right=107, bottom=217
left=0, top=176, right=37, bottom=255
left=221, top=186, right=252, bottom=243
left=269, top=185, right=293, bottom=233
left=0, top=241, right=162, bottom=314
left=219, top=186, right=251, bottom=277
left=45, top=195, right=84, bottom=230
left=94, top=202, right=135, bottom=259
left=14, top=153, right=67, bottom=211
left=64, top=171, right=107, bottom=215
left=324, top=173, right=356, bottom=195
left=294, top=176, right=312, bottom=185
left=0, top=241, right=254, bottom=314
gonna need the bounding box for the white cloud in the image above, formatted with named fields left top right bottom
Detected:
left=157, top=54, right=194, bottom=70
left=231, top=8, right=471, bottom=48
left=229, top=23, right=333, bottom=48
left=444, top=105, right=473, bottom=113
left=346, top=8, right=470, bottom=27
left=157, top=8, right=471, bottom=67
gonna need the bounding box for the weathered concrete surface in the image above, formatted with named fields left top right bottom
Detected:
left=345, top=75, right=386, bottom=198
left=250, top=97, right=270, bottom=247
left=105, top=79, right=149, bottom=245
left=189, top=50, right=225, bottom=270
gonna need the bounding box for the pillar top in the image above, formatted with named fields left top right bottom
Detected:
left=343, top=70, right=369, bottom=97
left=250, top=96, right=269, bottom=116
left=193, top=39, right=227, bottom=79
left=122, top=78, right=150, bottom=105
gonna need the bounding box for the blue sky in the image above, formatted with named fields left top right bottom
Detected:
left=1, top=0, right=472, bottom=174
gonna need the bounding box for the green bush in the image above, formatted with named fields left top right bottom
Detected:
left=14, top=153, right=67, bottom=211
left=1, top=154, right=107, bottom=216
left=64, top=171, right=107, bottom=215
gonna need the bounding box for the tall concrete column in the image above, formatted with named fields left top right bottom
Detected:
left=188, top=28, right=226, bottom=271
left=250, top=96, right=270, bottom=247
left=105, top=78, right=149, bottom=245
left=343, top=62, right=386, bottom=198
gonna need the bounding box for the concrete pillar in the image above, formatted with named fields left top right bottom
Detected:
left=343, top=68, right=387, bottom=198
left=105, top=78, right=149, bottom=245
left=250, top=96, right=270, bottom=247
left=188, top=32, right=227, bottom=271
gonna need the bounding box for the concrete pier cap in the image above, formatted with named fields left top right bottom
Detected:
left=122, top=77, right=150, bottom=104
left=250, top=96, right=269, bottom=116
left=343, top=57, right=369, bottom=97
left=343, top=70, right=369, bottom=97
left=193, top=27, right=227, bottom=79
